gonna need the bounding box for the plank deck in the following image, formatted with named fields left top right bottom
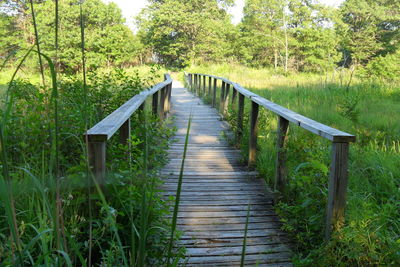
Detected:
left=161, top=81, right=292, bottom=266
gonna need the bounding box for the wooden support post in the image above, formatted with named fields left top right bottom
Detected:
left=203, top=75, right=206, bottom=95
left=223, top=83, right=230, bottom=116
left=198, top=75, right=201, bottom=96
left=167, top=83, right=172, bottom=112
left=88, top=140, right=106, bottom=185
left=325, top=142, right=350, bottom=240
left=249, top=101, right=259, bottom=167
left=162, top=74, right=168, bottom=116
left=219, top=81, right=225, bottom=112
left=189, top=74, right=193, bottom=90
left=236, top=93, right=245, bottom=144
left=159, top=87, right=165, bottom=119
left=275, top=116, right=289, bottom=193
left=120, top=118, right=131, bottom=162
left=208, top=76, right=212, bottom=95
left=212, top=78, right=217, bottom=108
left=152, top=91, right=158, bottom=115
left=193, top=74, right=197, bottom=92
left=232, top=87, right=237, bottom=105
left=120, top=118, right=131, bottom=145
left=139, top=100, right=145, bottom=112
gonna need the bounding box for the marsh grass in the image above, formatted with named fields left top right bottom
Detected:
left=186, top=64, right=400, bottom=265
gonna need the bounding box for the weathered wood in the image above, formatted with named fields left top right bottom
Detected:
left=325, top=142, right=349, bottom=240
left=152, top=90, right=158, bottom=115
left=223, top=83, right=230, bottom=116
left=189, top=73, right=355, bottom=143
left=219, top=81, right=225, bottom=112
left=249, top=101, right=259, bottom=167
left=275, top=116, right=289, bottom=193
left=232, top=86, right=237, bottom=104
left=88, top=141, right=106, bottom=185
left=236, top=93, right=245, bottom=145
left=212, top=78, right=217, bottom=108
left=208, top=76, right=212, bottom=95
left=163, top=82, right=292, bottom=265
left=203, top=75, right=206, bottom=95
left=251, top=96, right=355, bottom=142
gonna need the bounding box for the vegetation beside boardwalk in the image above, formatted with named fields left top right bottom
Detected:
left=187, top=63, right=400, bottom=265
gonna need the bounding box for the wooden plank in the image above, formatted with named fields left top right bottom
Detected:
left=185, top=252, right=292, bottom=264
left=185, top=244, right=290, bottom=257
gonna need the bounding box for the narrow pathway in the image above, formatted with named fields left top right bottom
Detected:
left=161, top=81, right=292, bottom=266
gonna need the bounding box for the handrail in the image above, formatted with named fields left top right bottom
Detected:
left=84, top=74, right=173, bottom=183
left=184, top=72, right=355, bottom=240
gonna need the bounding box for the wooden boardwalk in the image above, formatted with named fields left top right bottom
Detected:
left=161, top=81, right=292, bottom=266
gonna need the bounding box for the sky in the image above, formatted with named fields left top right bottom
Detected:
left=103, top=0, right=345, bottom=31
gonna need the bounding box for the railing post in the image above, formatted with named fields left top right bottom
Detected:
left=219, top=81, right=225, bottom=112
left=120, top=118, right=131, bottom=162
left=208, top=76, right=212, bottom=95
left=325, top=142, right=350, bottom=240
left=212, top=78, right=217, bottom=108
left=198, top=75, right=201, bottom=96
left=203, top=75, right=206, bottom=95
left=160, top=86, right=166, bottom=119
left=231, top=86, right=237, bottom=105
left=275, top=116, right=289, bottom=194
left=193, top=74, right=197, bottom=93
left=249, top=101, right=259, bottom=167
left=152, top=91, right=158, bottom=115
left=88, top=140, right=106, bottom=185
left=223, top=83, right=230, bottom=116
left=236, top=93, right=245, bottom=144
left=189, top=74, right=193, bottom=90
left=167, top=83, right=172, bottom=112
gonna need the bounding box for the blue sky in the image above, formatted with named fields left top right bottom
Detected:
left=103, top=0, right=345, bottom=31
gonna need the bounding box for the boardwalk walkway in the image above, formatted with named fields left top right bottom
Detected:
left=161, top=81, right=292, bottom=266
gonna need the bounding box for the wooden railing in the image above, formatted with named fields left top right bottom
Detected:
left=184, top=72, right=356, bottom=239
left=84, top=74, right=172, bottom=185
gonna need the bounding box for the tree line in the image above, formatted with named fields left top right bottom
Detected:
left=1, top=0, right=399, bottom=77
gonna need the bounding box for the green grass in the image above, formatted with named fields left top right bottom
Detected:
left=186, top=63, right=400, bottom=265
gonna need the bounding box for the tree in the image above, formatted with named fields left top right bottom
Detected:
left=239, top=0, right=288, bottom=69
left=1, top=0, right=142, bottom=72
left=288, top=0, right=340, bottom=72
left=136, top=0, right=236, bottom=67
left=338, top=0, right=400, bottom=66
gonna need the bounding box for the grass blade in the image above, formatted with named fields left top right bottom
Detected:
left=240, top=202, right=251, bottom=267
left=166, top=113, right=192, bottom=266
left=29, top=0, right=46, bottom=87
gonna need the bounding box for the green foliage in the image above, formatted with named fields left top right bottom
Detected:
left=338, top=0, right=400, bottom=65
left=360, top=49, right=400, bottom=82
left=0, top=0, right=143, bottom=72
left=137, top=0, right=236, bottom=68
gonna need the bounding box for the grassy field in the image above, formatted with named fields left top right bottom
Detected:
left=186, top=64, right=400, bottom=265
